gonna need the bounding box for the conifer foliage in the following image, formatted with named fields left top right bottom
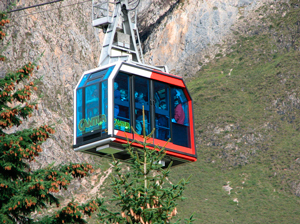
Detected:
left=97, top=110, right=195, bottom=224
left=0, top=10, right=101, bottom=224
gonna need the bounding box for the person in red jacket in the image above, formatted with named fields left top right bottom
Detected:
left=174, top=98, right=185, bottom=125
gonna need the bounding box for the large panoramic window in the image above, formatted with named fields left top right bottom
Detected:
left=76, top=66, right=114, bottom=141
left=154, top=81, right=170, bottom=141
left=171, top=87, right=190, bottom=147
left=114, top=73, right=131, bottom=132
left=134, top=76, right=150, bottom=136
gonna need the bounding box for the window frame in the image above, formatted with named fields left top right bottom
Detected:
left=113, top=72, right=132, bottom=133
left=112, top=71, right=191, bottom=147
left=75, top=67, right=114, bottom=146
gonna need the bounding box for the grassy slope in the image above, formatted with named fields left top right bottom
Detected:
left=169, top=1, right=300, bottom=223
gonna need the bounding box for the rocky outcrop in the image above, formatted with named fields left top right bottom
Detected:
left=140, top=0, right=274, bottom=75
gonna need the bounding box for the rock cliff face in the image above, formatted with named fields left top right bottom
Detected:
left=139, top=0, right=274, bottom=75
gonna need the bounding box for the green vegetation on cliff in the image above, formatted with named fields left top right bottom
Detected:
left=170, top=1, right=300, bottom=223
left=0, top=9, right=100, bottom=224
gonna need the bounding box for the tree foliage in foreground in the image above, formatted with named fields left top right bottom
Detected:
left=0, top=9, right=101, bottom=224
left=97, top=110, right=195, bottom=224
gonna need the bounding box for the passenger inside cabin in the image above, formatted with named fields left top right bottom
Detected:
left=157, top=101, right=168, bottom=140
left=120, top=89, right=128, bottom=101
left=118, top=89, right=128, bottom=119
left=175, top=88, right=184, bottom=104
left=114, top=82, right=120, bottom=117
left=137, top=92, right=146, bottom=104
left=136, top=115, right=148, bottom=135
left=173, top=98, right=185, bottom=125
left=160, top=101, right=167, bottom=110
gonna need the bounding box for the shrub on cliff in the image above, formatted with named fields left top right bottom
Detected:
left=0, top=9, right=101, bottom=224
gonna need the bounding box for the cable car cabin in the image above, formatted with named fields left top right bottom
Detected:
left=73, top=61, right=197, bottom=166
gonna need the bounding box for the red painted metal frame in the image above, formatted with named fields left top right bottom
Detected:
left=151, top=72, right=185, bottom=88
left=113, top=132, right=196, bottom=162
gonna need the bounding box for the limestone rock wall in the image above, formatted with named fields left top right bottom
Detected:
left=139, top=0, right=273, bottom=75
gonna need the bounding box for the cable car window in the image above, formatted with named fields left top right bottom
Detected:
left=171, top=87, right=190, bottom=147
left=85, top=84, right=100, bottom=132
left=75, top=66, right=114, bottom=147
left=85, top=78, right=102, bottom=86
left=89, top=69, right=107, bottom=80
left=154, top=81, right=170, bottom=141
left=114, top=73, right=131, bottom=132
left=76, top=88, right=83, bottom=137
left=104, top=66, right=114, bottom=80
left=134, top=76, right=150, bottom=135
left=76, top=81, right=108, bottom=138
left=78, top=74, right=89, bottom=88
left=101, top=81, right=108, bottom=132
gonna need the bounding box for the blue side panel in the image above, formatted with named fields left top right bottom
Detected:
left=101, top=81, right=108, bottom=131
left=76, top=89, right=83, bottom=137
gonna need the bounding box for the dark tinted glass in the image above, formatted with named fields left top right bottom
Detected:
left=86, top=78, right=102, bottom=86
left=171, top=87, right=190, bottom=147
left=114, top=73, right=131, bottom=132
left=89, top=69, right=107, bottom=80
left=76, top=89, right=83, bottom=137
left=134, top=76, right=150, bottom=135
left=84, top=84, right=100, bottom=132
left=100, top=81, right=108, bottom=133
left=154, top=81, right=170, bottom=141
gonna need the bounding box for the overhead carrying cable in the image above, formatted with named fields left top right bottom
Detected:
left=8, top=0, right=64, bottom=13
left=8, top=0, right=91, bottom=18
